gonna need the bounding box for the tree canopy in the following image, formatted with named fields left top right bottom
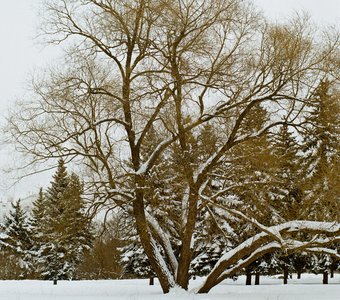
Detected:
left=6, top=0, right=340, bottom=293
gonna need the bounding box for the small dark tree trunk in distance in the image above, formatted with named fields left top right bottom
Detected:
left=297, top=270, right=301, bottom=279
left=330, top=268, right=334, bottom=278
left=255, top=272, right=260, bottom=285
left=323, top=271, right=328, bottom=284
left=149, top=277, right=154, bottom=286
left=53, top=279, right=57, bottom=285
left=283, top=267, right=288, bottom=285
left=246, top=271, right=252, bottom=285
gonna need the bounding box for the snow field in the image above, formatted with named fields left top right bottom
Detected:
left=0, top=274, right=339, bottom=300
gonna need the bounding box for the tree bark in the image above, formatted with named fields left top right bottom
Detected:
left=283, top=266, right=288, bottom=285
left=149, top=277, right=154, bottom=286
left=330, top=268, right=334, bottom=278
left=176, top=190, right=199, bottom=290
left=133, top=188, right=172, bottom=293
left=297, top=270, right=301, bottom=279
left=246, top=271, right=252, bottom=285
left=323, top=271, right=328, bottom=284
left=255, top=272, right=260, bottom=285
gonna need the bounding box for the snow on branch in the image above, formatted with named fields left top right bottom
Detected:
left=193, top=148, right=223, bottom=183
left=207, top=201, right=284, bottom=244
left=150, top=237, right=176, bottom=287
left=107, top=188, right=134, bottom=200
left=218, top=241, right=281, bottom=279
left=196, top=219, right=340, bottom=293
left=305, top=247, right=340, bottom=259
left=273, top=220, right=340, bottom=234
left=146, top=211, right=178, bottom=275
left=135, top=138, right=175, bottom=175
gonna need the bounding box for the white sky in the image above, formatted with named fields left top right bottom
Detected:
left=0, top=0, right=339, bottom=200
left=256, top=0, right=340, bottom=25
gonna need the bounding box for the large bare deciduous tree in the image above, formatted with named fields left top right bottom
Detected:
left=7, top=0, right=339, bottom=293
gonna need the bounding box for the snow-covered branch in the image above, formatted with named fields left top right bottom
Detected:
left=197, top=220, right=340, bottom=293
left=146, top=211, right=178, bottom=275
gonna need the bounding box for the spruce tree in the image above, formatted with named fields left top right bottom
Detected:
left=189, top=124, right=236, bottom=278
left=121, top=237, right=155, bottom=279
left=1, top=199, right=32, bottom=278
left=301, top=80, right=340, bottom=221
left=29, top=188, right=47, bottom=278
left=269, top=125, right=303, bottom=221
left=31, top=188, right=46, bottom=229
left=299, top=81, right=340, bottom=274
left=192, top=105, right=278, bottom=278
left=3, top=200, right=32, bottom=251
left=62, top=173, right=93, bottom=277
left=33, top=159, right=93, bottom=280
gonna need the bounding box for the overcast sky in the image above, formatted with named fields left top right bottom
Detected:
left=0, top=0, right=339, bottom=200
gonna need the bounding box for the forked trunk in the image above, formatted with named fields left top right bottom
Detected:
left=133, top=189, right=173, bottom=293
left=176, top=190, right=199, bottom=289
left=176, top=254, right=191, bottom=289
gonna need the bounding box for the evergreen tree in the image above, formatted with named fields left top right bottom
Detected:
left=188, top=124, right=236, bottom=277
left=29, top=188, right=47, bottom=278
left=32, top=159, right=93, bottom=280
left=297, top=82, right=340, bottom=274
left=3, top=200, right=32, bottom=251
left=222, top=110, right=305, bottom=277
left=269, top=125, right=303, bottom=221
left=301, top=80, right=340, bottom=221
left=191, top=105, right=277, bottom=277
left=61, top=173, right=93, bottom=277
left=0, top=199, right=32, bottom=278
left=31, top=188, right=46, bottom=229
left=121, top=236, right=155, bottom=279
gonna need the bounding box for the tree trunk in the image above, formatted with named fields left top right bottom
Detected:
left=323, top=271, right=328, bottom=284
left=176, top=246, right=192, bottom=289
left=149, top=277, right=154, bottom=286
left=246, top=271, right=252, bottom=285
left=133, top=188, right=172, bottom=293
left=255, top=272, right=260, bottom=285
left=176, top=190, right=199, bottom=290
left=283, top=266, right=288, bottom=285
left=297, top=270, right=301, bottom=279
left=330, top=268, right=334, bottom=278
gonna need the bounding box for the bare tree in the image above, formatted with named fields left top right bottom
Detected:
left=7, top=0, right=340, bottom=293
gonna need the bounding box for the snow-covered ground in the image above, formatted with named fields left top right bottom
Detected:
left=0, top=274, right=339, bottom=300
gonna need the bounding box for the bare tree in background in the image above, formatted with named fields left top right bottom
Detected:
left=7, top=0, right=340, bottom=293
